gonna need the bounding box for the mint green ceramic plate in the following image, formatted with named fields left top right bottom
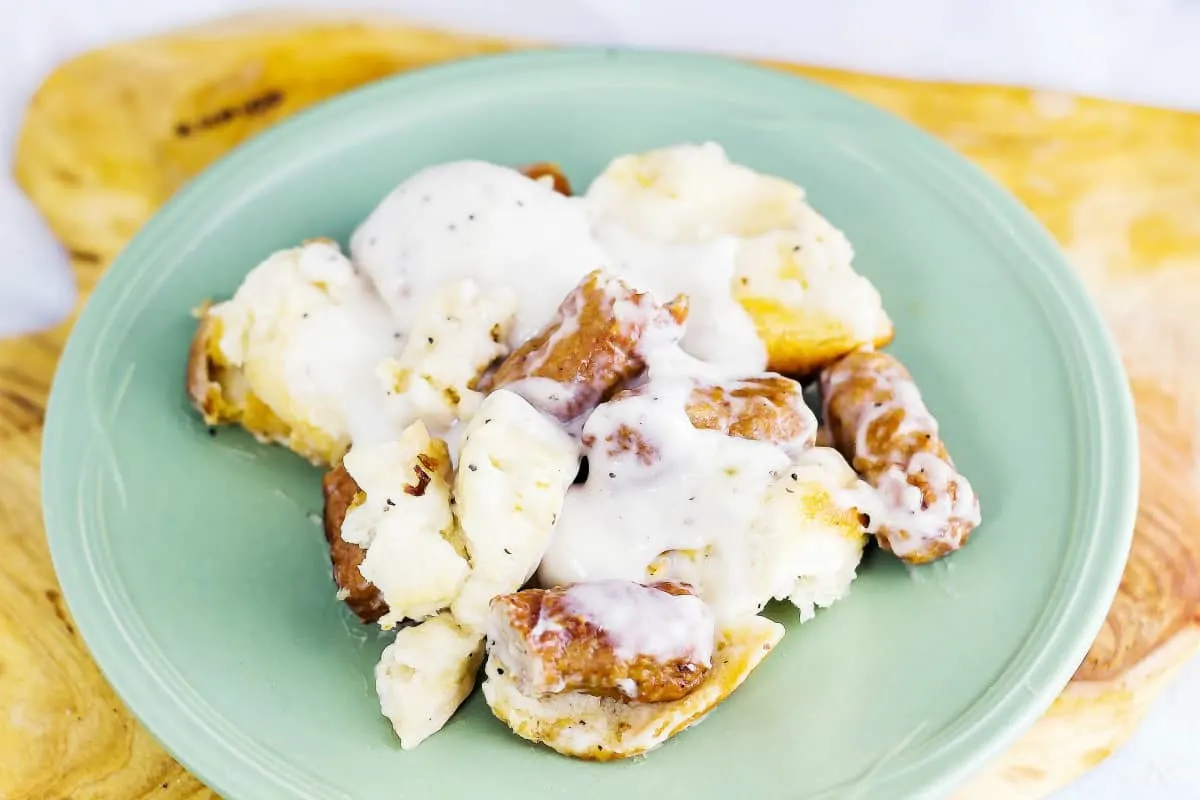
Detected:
left=43, top=49, right=1137, bottom=799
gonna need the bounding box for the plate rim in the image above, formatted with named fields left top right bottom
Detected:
left=41, top=46, right=1139, bottom=800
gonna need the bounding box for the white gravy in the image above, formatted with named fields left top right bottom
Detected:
left=537, top=346, right=798, bottom=619
left=560, top=580, right=716, bottom=667
left=351, top=161, right=610, bottom=347
left=350, top=158, right=770, bottom=375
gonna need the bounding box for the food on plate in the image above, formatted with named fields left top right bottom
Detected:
left=377, top=279, right=517, bottom=436
left=585, top=142, right=894, bottom=375
left=349, top=160, right=611, bottom=348
left=642, top=445, right=870, bottom=622
left=185, top=238, right=401, bottom=465
left=321, top=461, right=386, bottom=624
left=184, top=143, right=983, bottom=758
left=682, top=374, right=817, bottom=448
left=484, top=269, right=689, bottom=421
left=375, top=611, right=485, bottom=750
left=449, top=390, right=580, bottom=630
left=732, top=445, right=869, bottom=622
left=820, top=350, right=981, bottom=563
left=540, top=353, right=869, bottom=620
left=337, top=423, right=467, bottom=630
left=483, top=600, right=783, bottom=761
left=187, top=307, right=296, bottom=453
left=519, top=162, right=572, bottom=196
left=486, top=581, right=715, bottom=703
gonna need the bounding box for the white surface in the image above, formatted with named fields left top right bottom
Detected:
left=2, top=1, right=1199, bottom=797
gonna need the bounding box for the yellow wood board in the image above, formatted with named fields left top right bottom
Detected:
left=4, top=14, right=1199, bottom=799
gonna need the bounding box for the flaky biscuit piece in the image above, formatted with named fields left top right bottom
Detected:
left=736, top=291, right=895, bottom=377
left=375, top=611, right=484, bottom=750
left=731, top=215, right=895, bottom=376
left=322, top=424, right=468, bottom=627
left=185, top=239, right=397, bottom=466
left=450, top=389, right=581, bottom=631
left=376, top=279, right=517, bottom=434
left=484, top=269, right=688, bottom=422
left=820, top=350, right=981, bottom=563
left=483, top=613, right=783, bottom=761
left=339, top=425, right=468, bottom=630
left=646, top=446, right=868, bottom=622
left=585, top=143, right=894, bottom=376
left=486, top=581, right=714, bottom=703
left=187, top=306, right=342, bottom=465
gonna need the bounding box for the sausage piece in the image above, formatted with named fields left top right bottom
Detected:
left=485, top=270, right=688, bottom=422
left=322, top=463, right=388, bottom=623
left=519, top=162, right=573, bottom=196
left=486, top=580, right=715, bottom=703
left=820, top=350, right=981, bottom=563
left=684, top=375, right=816, bottom=449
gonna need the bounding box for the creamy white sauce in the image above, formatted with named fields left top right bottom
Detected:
left=350, top=151, right=784, bottom=381
left=211, top=239, right=405, bottom=448
left=351, top=161, right=610, bottom=346
left=560, top=580, right=715, bottom=667
left=537, top=346, right=797, bottom=619
left=377, top=278, right=517, bottom=442
left=592, top=224, right=766, bottom=372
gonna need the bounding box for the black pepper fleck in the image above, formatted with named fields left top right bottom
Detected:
left=608, top=472, right=616, bottom=479
left=427, top=337, right=435, bottom=345
left=385, top=498, right=396, bottom=507
left=207, top=427, right=217, bottom=437
left=503, top=548, right=511, bottom=555
left=791, top=472, right=798, bottom=480
left=468, top=214, right=475, bottom=221
left=394, top=332, right=402, bottom=339
left=301, top=312, right=309, bottom=319
left=468, top=464, right=478, bottom=471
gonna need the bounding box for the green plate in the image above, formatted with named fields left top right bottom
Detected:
left=43, top=49, right=1138, bottom=799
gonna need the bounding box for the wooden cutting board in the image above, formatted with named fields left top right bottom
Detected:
left=4, top=14, right=1199, bottom=799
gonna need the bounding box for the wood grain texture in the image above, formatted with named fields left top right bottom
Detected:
left=5, top=14, right=1199, bottom=799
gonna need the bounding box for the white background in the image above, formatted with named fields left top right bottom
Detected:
left=4, top=2, right=1200, bottom=797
